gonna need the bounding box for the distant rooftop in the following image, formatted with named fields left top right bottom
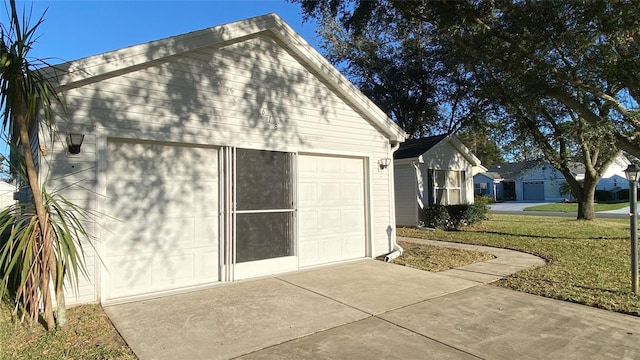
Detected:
left=485, top=160, right=586, bottom=180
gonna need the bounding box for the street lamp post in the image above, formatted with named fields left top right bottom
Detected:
left=624, top=164, right=639, bottom=294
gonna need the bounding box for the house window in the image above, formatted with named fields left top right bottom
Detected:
left=474, top=182, right=488, bottom=196
left=434, top=170, right=464, bottom=205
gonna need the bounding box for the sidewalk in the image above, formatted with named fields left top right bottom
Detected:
left=397, top=236, right=546, bottom=283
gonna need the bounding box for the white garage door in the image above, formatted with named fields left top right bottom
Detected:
left=298, top=155, right=366, bottom=267
left=104, top=140, right=219, bottom=301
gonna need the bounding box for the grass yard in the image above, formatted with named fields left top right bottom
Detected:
left=524, top=202, right=629, bottom=212
left=0, top=302, right=136, bottom=360
left=398, top=214, right=640, bottom=316
left=387, top=240, right=495, bottom=271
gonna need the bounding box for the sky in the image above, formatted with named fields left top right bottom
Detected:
left=4, top=0, right=321, bottom=64
left=0, top=1, right=321, bottom=161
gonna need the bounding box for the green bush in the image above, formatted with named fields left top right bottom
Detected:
left=595, top=190, right=611, bottom=202
left=423, top=201, right=489, bottom=231
left=617, top=189, right=629, bottom=201
left=474, top=195, right=494, bottom=204
left=423, top=204, right=450, bottom=229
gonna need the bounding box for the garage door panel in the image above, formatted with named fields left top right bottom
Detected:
left=108, top=142, right=218, bottom=178
left=105, top=217, right=203, bottom=254
left=523, top=181, right=545, bottom=201
left=342, top=235, right=364, bottom=255
left=343, top=183, right=364, bottom=202
left=104, top=141, right=219, bottom=301
left=155, top=253, right=198, bottom=284
left=298, top=155, right=366, bottom=268
left=108, top=179, right=216, bottom=217
left=342, top=209, right=364, bottom=231
left=107, top=255, right=153, bottom=297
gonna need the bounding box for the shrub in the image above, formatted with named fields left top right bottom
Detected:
left=595, top=190, right=611, bottom=202
left=423, top=204, right=450, bottom=229
left=474, top=195, right=494, bottom=204
left=617, top=189, right=629, bottom=201
left=423, top=201, right=489, bottom=231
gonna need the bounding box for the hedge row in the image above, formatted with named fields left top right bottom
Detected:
left=422, top=197, right=489, bottom=231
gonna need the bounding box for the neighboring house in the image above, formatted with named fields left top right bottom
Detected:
left=595, top=155, right=633, bottom=194
left=0, top=181, right=15, bottom=209
left=35, top=14, right=406, bottom=305
left=474, top=154, right=631, bottom=201
left=393, top=134, right=481, bottom=227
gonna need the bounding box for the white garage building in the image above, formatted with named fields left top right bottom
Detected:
left=39, top=14, right=406, bottom=305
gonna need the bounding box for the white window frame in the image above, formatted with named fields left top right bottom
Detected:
left=434, top=170, right=464, bottom=205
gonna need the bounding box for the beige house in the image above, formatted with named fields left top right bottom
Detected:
left=394, top=135, right=481, bottom=227
left=38, top=14, right=406, bottom=305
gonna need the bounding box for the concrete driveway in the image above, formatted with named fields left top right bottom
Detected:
left=488, top=201, right=551, bottom=212
left=105, top=256, right=640, bottom=359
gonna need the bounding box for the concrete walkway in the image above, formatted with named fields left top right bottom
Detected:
left=105, top=243, right=639, bottom=360
left=397, top=236, right=546, bottom=283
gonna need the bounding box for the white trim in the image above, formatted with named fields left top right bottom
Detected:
left=235, top=209, right=295, bottom=214
left=298, top=148, right=372, bottom=159
left=233, top=256, right=298, bottom=280
left=95, top=128, right=107, bottom=303
left=102, top=281, right=225, bottom=307
left=365, top=156, right=374, bottom=258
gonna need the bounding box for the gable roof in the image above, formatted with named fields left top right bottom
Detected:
left=485, top=161, right=537, bottom=180
left=394, top=134, right=448, bottom=160
left=44, top=13, right=406, bottom=143
left=394, top=134, right=481, bottom=166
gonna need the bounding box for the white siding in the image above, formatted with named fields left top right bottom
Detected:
left=394, top=164, right=419, bottom=226
left=39, top=128, right=97, bottom=305
left=43, top=34, right=396, bottom=304
left=0, top=182, right=15, bottom=209
left=422, top=141, right=475, bottom=204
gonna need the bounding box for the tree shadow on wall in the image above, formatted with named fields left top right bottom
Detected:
left=44, top=23, right=349, bottom=295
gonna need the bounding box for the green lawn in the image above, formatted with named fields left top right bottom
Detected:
left=398, top=214, right=640, bottom=316
left=524, top=202, right=629, bottom=212
left=0, top=303, right=136, bottom=360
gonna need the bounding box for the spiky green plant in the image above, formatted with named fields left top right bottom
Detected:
left=0, top=157, right=92, bottom=328
left=0, top=1, right=84, bottom=330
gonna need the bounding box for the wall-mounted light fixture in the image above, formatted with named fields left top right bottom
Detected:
left=378, top=158, right=391, bottom=170
left=66, top=134, right=85, bottom=154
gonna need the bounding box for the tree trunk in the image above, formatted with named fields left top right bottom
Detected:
left=576, top=180, right=597, bottom=220
left=14, top=92, right=57, bottom=330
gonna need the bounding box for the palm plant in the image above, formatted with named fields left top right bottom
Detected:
left=0, top=0, right=89, bottom=330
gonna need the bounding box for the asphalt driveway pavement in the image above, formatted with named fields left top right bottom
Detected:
left=105, top=247, right=640, bottom=360
left=489, top=201, right=631, bottom=219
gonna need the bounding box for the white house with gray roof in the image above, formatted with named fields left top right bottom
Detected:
left=34, top=14, right=407, bottom=305
left=393, top=134, right=481, bottom=226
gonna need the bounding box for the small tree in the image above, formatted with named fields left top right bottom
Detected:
left=0, top=0, right=89, bottom=330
